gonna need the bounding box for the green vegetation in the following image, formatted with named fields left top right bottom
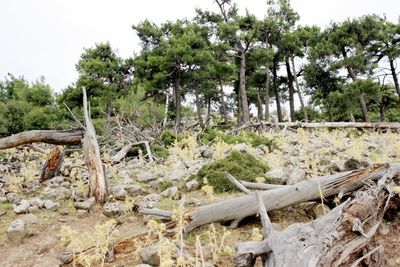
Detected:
left=194, top=151, right=269, bottom=193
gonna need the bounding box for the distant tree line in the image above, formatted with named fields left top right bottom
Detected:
left=1, top=0, right=399, bottom=136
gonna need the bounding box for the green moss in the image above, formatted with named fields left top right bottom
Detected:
left=151, top=144, right=170, bottom=158
left=160, top=130, right=177, bottom=146
left=195, top=151, right=269, bottom=193
left=159, top=180, right=173, bottom=192
left=0, top=203, right=13, bottom=210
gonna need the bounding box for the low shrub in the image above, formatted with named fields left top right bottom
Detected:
left=195, top=151, right=269, bottom=193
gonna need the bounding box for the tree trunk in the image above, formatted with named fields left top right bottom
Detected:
left=194, top=84, right=204, bottom=129
left=291, top=57, right=308, bottom=122
left=239, top=51, right=250, bottom=123
left=219, top=80, right=229, bottom=123
left=82, top=87, right=108, bottom=204
left=256, top=88, right=263, bottom=122
left=272, top=62, right=283, bottom=122
left=206, top=96, right=211, bottom=127
left=389, top=57, right=400, bottom=98
left=186, top=164, right=395, bottom=233
left=264, top=34, right=271, bottom=122
left=162, top=92, right=169, bottom=129
left=40, top=146, right=64, bottom=182
left=0, top=129, right=83, bottom=150
left=173, top=71, right=182, bottom=131
left=285, top=58, right=296, bottom=122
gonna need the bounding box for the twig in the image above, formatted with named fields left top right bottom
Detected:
left=350, top=245, right=382, bottom=267
left=63, top=102, right=85, bottom=129
left=226, top=172, right=252, bottom=194
left=256, top=192, right=272, bottom=237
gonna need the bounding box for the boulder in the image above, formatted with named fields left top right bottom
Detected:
left=29, top=197, right=44, bottom=208
left=265, top=168, right=287, bottom=184
left=160, top=186, right=180, bottom=200
left=7, top=219, right=27, bottom=243
left=343, top=158, right=361, bottom=171
left=185, top=180, right=200, bottom=191
left=137, top=171, right=156, bottom=182
left=21, top=214, right=39, bottom=224
left=139, top=243, right=160, bottom=266
left=103, top=202, right=124, bottom=217
left=6, top=193, right=21, bottom=204
left=286, top=167, right=307, bottom=185
left=74, top=197, right=95, bottom=211
left=44, top=200, right=59, bottom=211
left=14, top=199, right=30, bottom=214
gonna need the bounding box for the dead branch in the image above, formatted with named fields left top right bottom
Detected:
left=24, top=143, right=47, bottom=153
left=110, top=141, right=153, bottom=163
left=0, top=129, right=83, bottom=150
left=226, top=172, right=252, bottom=194
left=40, top=145, right=64, bottom=182
left=239, top=180, right=285, bottom=190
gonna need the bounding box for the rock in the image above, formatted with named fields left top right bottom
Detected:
left=6, top=193, right=21, bottom=204
left=143, top=193, right=161, bottom=202
left=199, top=145, right=213, bottom=158
left=140, top=193, right=161, bottom=207
left=312, top=203, right=331, bottom=218
left=29, top=197, right=44, bottom=208
left=118, top=170, right=131, bottom=181
left=379, top=223, right=390, bottom=235
left=286, top=167, right=307, bottom=185
left=325, top=163, right=341, bottom=174
left=21, top=214, right=38, bottom=224
left=265, top=168, right=287, bottom=184
left=14, top=199, right=30, bottom=214
left=44, top=200, right=59, bottom=211
left=360, top=159, right=373, bottom=168
left=59, top=252, right=73, bottom=264
left=271, top=223, right=284, bottom=231
left=7, top=219, right=27, bottom=243
left=134, top=265, right=153, bottom=267
left=0, top=196, right=7, bottom=203
left=165, top=161, right=189, bottom=181
left=185, top=198, right=208, bottom=207
left=139, top=243, right=160, bottom=266
left=28, top=206, right=40, bottom=213
left=343, top=158, right=361, bottom=171
left=185, top=180, right=200, bottom=191
left=160, top=186, right=180, bottom=200
left=233, top=143, right=248, bottom=152
left=103, top=202, right=124, bottom=217
left=137, top=171, right=156, bottom=182
left=74, top=197, right=95, bottom=211
left=109, top=184, right=143, bottom=200
left=48, top=176, right=65, bottom=184
left=0, top=210, right=6, bottom=216
left=43, top=186, right=71, bottom=201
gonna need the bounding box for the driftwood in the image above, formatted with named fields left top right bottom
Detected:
left=81, top=87, right=108, bottom=204
left=40, top=146, right=64, bottom=182
left=233, top=164, right=399, bottom=266
left=111, top=141, right=153, bottom=163
left=186, top=163, right=399, bottom=233
left=239, top=180, right=285, bottom=190
left=0, top=129, right=83, bottom=150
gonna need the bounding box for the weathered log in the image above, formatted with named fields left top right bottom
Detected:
left=239, top=180, right=285, bottom=190
left=233, top=164, right=399, bottom=266
left=81, top=87, right=108, bottom=204
left=24, top=143, right=46, bottom=153
left=226, top=172, right=252, bottom=194
left=0, top=129, right=83, bottom=150
left=138, top=208, right=174, bottom=219
left=186, top=163, right=398, bottom=233
left=40, top=146, right=64, bottom=182
left=111, top=141, right=153, bottom=163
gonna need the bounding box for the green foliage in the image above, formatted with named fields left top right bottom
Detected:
left=151, top=144, right=170, bottom=158
left=160, top=180, right=173, bottom=192
left=161, top=130, right=177, bottom=146
left=294, top=106, right=323, bottom=122
left=23, top=106, right=56, bottom=130
left=195, top=151, right=269, bottom=193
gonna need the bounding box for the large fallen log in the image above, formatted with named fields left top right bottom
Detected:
left=186, top=163, right=400, bottom=233
left=0, top=129, right=83, bottom=150
left=233, top=164, right=399, bottom=266
left=81, top=87, right=108, bottom=204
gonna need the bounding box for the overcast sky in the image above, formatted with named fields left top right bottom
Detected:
left=0, top=0, right=399, bottom=92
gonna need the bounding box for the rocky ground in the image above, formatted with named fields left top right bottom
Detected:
left=1, top=129, right=400, bottom=266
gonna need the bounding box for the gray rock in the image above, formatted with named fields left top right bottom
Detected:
left=103, top=202, right=124, bottom=217
left=74, top=197, right=95, bottom=211
left=6, top=193, right=21, bottom=204
left=44, top=200, right=59, bottom=211
left=137, top=171, right=156, bottom=182
left=265, top=168, right=287, bottom=184
left=0, top=196, right=7, bottom=203
left=271, top=223, right=284, bottom=231
left=199, top=145, right=213, bottom=158
left=139, top=243, right=160, bottom=266
left=118, top=170, right=131, bottom=181
left=7, top=219, right=27, bottom=243
left=29, top=197, right=44, bottom=208
left=21, top=214, right=38, bottom=224
left=49, top=176, right=65, bottom=184
left=233, top=143, right=249, bottom=152
left=28, top=206, right=39, bottom=213
left=109, top=184, right=143, bottom=200
left=43, top=186, right=71, bottom=201
left=14, top=199, right=30, bottom=214
left=135, top=264, right=153, bottom=267
left=165, top=162, right=189, bottom=181
left=160, top=186, right=180, bottom=200
left=60, top=181, right=71, bottom=188
left=185, top=198, right=208, bottom=207
left=59, top=252, right=73, bottom=264
left=143, top=193, right=161, bottom=202
left=286, top=167, right=307, bottom=185
left=185, top=180, right=200, bottom=191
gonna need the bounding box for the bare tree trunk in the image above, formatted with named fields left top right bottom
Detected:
left=194, top=84, right=204, bottom=129
left=389, top=57, right=400, bottom=98
left=173, top=71, right=182, bottom=131
left=264, top=34, right=271, bottom=122
left=206, top=97, right=211, bottom=127
left=285, top=58, right=296, bottom=122
left=219, top=80, right=229, bottom=123
left=256, top=88, right=263, bottom=122
left=0, top=129, right=83, bottom=150
left=291, top=57, right=308, bottom=122
left=272, top=62, right=283, bottom=122
left=82, top=87, right=108, bottom=204
left=240, top=51, right=250, bottom=123
left=40, top=146, right=64, bottom=182
left=162, top=92, right=169, bottom=129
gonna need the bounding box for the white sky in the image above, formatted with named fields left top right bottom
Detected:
left=0, top=0, right=399, bottom=92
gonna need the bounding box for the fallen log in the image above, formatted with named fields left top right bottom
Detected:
left=186, top=163, right=399, bottom=233
left=81, top=87, right=108, bottom=204
left=233, top=164, right=398, bottom=266
left=239, top=180, right=285, bottom=190
left=0, top=129, right=83, bottom=150
left=111, top=141, right=153, bottom=163
left=40, top=145, right=64, bottom=182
